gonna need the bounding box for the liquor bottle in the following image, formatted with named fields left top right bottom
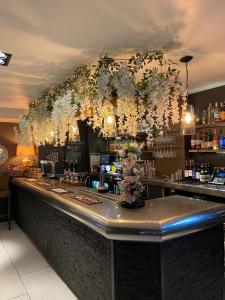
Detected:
left=221, top=101, right=225, bottom=122
left=213, top=129, right=219, bottom=150
left=205, top=131, right=210, bottom=149
left=195, top=134, right=201, bottom=150
left=191, top=135, right=196, bottom=149
left=184, top=160, right=189, bottom=180
left=207, top=103, right=212, bottom=124
left=209, top=131, right=214, bottom=149
left=220, top=102, right=224, bottom=122
left=210, top=104, right=215, bottom=124
left=200, top=163, right=206, bottom=183
left=218, top=130, right=224, bottom=149
left=201, top=133, right=206, bottom=150
left=188, top=159, right=193, bottom=180
left=202, top=108, right=207, bottom=125
left=214, top=102, right=220, bottom=123
left=192, top=160, right=196, bottom=181
left=196, top=108, right=201, bottom=125
left=196, top=163, right=200, bottom=181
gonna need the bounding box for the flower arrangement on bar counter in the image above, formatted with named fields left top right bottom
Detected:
left=118, top=145, right=145, bottom=208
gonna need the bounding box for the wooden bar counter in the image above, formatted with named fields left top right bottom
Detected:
left=11, top=177, right=225, bottom=300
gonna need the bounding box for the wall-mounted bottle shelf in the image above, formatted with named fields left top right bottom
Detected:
left=196, top=123, right=225, bottom=129
left=189, top=149, right=225, bottom=153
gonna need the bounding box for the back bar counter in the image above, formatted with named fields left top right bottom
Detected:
left=144, top=178, right=225, bottom=201
left=12, top=178, right=225, bottom=300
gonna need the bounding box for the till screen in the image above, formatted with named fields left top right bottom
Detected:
left=217, top=172, right=225, bottom=178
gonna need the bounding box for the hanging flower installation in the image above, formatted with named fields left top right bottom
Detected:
left=15, top=50, right=187, bottom=147
left=14, top=115, right=33, bottom=146
left=112, top=64, right=138, bottom=136
left=85, top=55, right=117, bottom=137
left=29, top=96, right=54, bottom=146
left=51, top=91, right=79, bottom=146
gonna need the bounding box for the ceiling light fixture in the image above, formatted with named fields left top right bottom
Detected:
left=0, top=51, right=12, bottom=66
left=180, top=55, right=195, bottom=135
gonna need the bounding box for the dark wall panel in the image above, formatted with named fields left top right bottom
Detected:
left=190, top=85, right=225, bottom=111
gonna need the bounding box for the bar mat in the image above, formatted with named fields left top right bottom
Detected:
left=50, top=188, right=72, bottom=194
left=70, top=194, right=103, bottom=205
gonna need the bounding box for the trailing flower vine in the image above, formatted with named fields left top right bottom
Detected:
left=15, top=50, right=187, bottom=147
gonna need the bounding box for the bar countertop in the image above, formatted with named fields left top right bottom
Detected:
left=12, top=177, right=225, bottom=242
left=143, top=178, right=225, bottom=199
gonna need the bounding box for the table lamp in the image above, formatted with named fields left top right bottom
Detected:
left=16, top=144, right=35, bottom=167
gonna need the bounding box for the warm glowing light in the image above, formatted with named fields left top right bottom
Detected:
left=107, top=115, right=114, bottom=124
left=72, top=126, right=77, bottom=133
left=184, top=112, right=192, bottom=124
left=16, top=144, right=35, bottom=167
left=16, top=144, right=35, bottom=157
left=181, top=105, right=196, bottom=135
left=50, top=131, right=54, bottom=137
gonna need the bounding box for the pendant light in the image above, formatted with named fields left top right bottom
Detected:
left=180, top=55, right=195, bottom=135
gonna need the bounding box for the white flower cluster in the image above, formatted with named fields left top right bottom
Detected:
left=14, top=116, right=33, bottom=146
left=96, top=64, right=113, bottom=100
left=89, top=99, right=116, bottom=137
left=52, top=91, right=79, bottom=146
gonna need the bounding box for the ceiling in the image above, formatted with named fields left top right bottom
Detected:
left=1, top=0, right=225, bottom=120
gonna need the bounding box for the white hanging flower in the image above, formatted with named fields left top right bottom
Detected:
left=52, top=91, right=79, bottom=146
left=14, top=115, right=33, bottom=146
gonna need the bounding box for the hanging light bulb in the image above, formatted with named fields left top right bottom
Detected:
left=107, top=115, right=114, bottom=124
left=181, top=104, right=196, bottom=135
left=180, top=55, right=195, bottom=135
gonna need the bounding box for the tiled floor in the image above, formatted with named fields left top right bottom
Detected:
left=0, top=223, right=78, bottom=300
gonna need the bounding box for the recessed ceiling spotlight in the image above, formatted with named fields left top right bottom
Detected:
left=0, top=51, right=12, bottom=66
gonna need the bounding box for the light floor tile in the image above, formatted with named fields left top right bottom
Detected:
left=21, top=267, right=77, bottom=300
left=9, top=294, right=30, bottom=300
left=0, top=240, right=26, bottom=300
left=0, top=225, right=48, bottom=276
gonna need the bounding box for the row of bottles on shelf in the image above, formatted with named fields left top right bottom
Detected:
left=196, top=101, right=225, bottom=125
left=184, top=160, right=212, bottom=183
left=190, top=129, right=225, bottom=150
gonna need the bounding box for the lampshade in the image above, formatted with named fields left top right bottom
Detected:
left=181, top=105, right=196, bottom=135
left=16, top=144, right=35, bottom=157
